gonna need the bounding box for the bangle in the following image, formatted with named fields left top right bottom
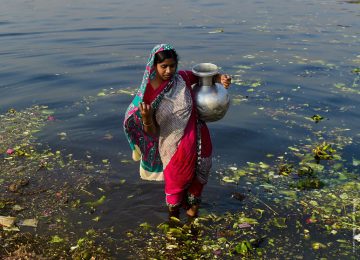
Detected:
left=142, top=121, right=153, bottom=126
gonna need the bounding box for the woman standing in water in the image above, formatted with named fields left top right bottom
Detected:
left=124, top=44, right=231, bottom=220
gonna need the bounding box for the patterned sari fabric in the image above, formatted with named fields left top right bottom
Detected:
left=123, top=44, right=212, bottom=207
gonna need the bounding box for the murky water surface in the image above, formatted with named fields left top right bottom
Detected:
left=1, top=0, right=359, bottom=258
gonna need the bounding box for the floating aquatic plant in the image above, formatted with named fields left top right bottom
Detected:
left=310, top=114, right=324, bottom=123
left=312, top=141, right=336, bottom=161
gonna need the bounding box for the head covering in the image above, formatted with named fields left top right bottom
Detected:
left=130, top=44, right=175, bottom=109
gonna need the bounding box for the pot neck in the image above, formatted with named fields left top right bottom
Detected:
left=198, top=75, right=214, bottom=87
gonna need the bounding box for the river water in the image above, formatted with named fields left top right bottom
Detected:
left=1, top=0, right=359, bottom=258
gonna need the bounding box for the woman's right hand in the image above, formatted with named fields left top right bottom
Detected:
left=139, top=102, right=153, bottom=125
left=139, top=102, right=158, bottom=135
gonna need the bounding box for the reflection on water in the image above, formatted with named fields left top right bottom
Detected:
left=1, top=0, right=359, bottom=258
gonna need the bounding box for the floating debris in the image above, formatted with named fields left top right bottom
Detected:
left=18, top=219, right=39, bottom=228
left=310, top=114, right=324, bottom=123
left=208, top=28, right=224, bottom=34
left=354, top=234, right=360, bottom=242
left=352, top=68, right=360, bottom=74
left=0, top=216, right=16, bottom=227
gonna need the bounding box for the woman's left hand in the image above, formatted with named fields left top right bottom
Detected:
left=220, top=74, right=231, bottom=89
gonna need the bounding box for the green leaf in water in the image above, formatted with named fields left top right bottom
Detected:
left=259, top=162, right=270, bottom=169
left=353, top=158, right=360, bottom=166
left=234, top=240, right=253, bottom=255
left=222, top=176, right=237, bottom=183
left=85, top=195, right=106, bottom=208
left=309, top=200, right=319, bottom=207
left=304, top=163, right=324, bottom=173
left=351, top=68, right=360, bottom=74
left=139, top=222, right=152, bottom=230
left=278, top=164, right=293, bottom=176
left=50, top=235, right=64, bottom=243
left=253, top=208, right=265, bottom=218
left=310, top=114, right=324, bottom=123
left=272, top=217, right=287, bottom=228
left=293, top=178, right=324, bottom=190
left=288, top=146, right=300, bottom=152
left=279, top=190, right=297, bottom=199
left=339, top=193, right=348, bottom=200
left=312, top=242, right=326, bottom=250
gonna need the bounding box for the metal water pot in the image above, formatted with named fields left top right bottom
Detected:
left=192, top=63, right=230, bottom=122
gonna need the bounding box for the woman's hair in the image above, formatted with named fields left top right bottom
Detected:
left=154, top=49, right=178, bottom=65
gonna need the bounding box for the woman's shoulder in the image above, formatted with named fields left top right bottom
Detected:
left=178, top=70, right=192, bottom=78
left=178, top=70, right=197, bottom=86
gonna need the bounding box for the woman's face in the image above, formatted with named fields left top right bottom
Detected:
left=155, top=58, right=177, bottom=81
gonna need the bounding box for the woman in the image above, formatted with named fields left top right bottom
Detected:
left=124, top=44, right=231, bottom=220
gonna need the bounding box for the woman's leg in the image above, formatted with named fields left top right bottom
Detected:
left=186, top=122, right=212, bottom=219
left=186, top=205, right=199, bottom=218
left=186, top=177, right=204, bottom=217
left=168, top=205, right=180, bottom=219
left=166, top=192, right=183, bottom=220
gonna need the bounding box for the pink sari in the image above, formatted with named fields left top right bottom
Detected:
left=143, top=71, right=212, bottom=207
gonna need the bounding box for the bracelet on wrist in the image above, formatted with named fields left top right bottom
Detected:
left=142, top=121, right=153, bottom=126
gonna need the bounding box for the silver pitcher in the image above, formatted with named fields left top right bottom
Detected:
left=192, top=63, right=230, bottom=122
